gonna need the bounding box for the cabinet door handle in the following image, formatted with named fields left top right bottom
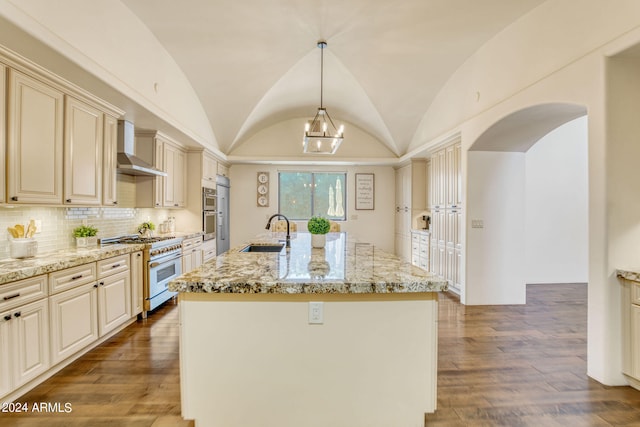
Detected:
left=137, top=253, right=141, bottom=257
left=113, top=201, right=118, bottom=205
left=174, top=204, right=179, bottom=207
left=99, top=282, right=104, bottom=286
left=66, top=199, right=72, bottom=203
left=155, top=203, right=160, bottom=206
left=94, top=283, right=99, bottom=288
left=13, top=312, right=21, bottom=318
left=3, top=293, right=20, bottom=301
left=71, top=275, right=83, bottom=280
left=4, top=315, right=11, bottom=321
left=10, top=196, right=17, bottom=202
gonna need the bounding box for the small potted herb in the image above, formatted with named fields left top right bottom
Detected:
left=138, top=221, right=156, bottom=237
left=73, top=225, right=98, bottom=248
left=307, top=216, right=330, bottom=248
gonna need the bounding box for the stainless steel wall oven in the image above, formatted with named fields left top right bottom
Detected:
left=203, top=187, right=216, bottom=241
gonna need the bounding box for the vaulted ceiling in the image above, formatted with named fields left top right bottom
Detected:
left=119, top=0, right=545, bottom=157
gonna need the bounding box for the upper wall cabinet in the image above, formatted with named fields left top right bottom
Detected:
left=64, top=96, right=104, bottom=205
left=202, top=151, right=217, bottom=185
left=0, top=64, right=5, bottom=204
left=7, top=70, right=64, bottom=204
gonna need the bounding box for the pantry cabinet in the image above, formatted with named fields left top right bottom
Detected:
left=102, top=114, right=119, bottom=206
left=163, top=141, right=187, bottom=208
left=64, top=95, right=104, bottom=205
left=7, top=69, right=64, bottom=204
left=429, top=141, right=463, bottom=294
left=394, top=160, right=427, bottom=263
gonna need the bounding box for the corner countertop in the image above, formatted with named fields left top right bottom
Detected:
left=616, top=269, right=640, bottom=282
left=169, top=232, right=448, bottom=294
left=0, top=244, right=146, bottom=286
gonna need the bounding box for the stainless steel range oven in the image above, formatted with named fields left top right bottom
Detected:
left=100, top=235, right=183, bottom=316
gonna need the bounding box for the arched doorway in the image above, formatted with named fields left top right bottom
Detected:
left=465, top=103, right=587, bottom=305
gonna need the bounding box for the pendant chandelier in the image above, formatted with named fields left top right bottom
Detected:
left=302, top=40, right=344, bottom=154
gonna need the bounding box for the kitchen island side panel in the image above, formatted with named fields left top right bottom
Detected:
left=179, top=293, right=437, bottom=427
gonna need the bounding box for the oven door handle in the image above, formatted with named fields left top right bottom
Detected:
left=149, top=253, right=182, bottom=268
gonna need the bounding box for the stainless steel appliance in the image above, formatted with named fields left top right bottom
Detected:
left=100, top=234, right=183, bottom=316
left=116, top=120, right=167, bottom=177
left=202, top=187, right=216, bottom=241
left=216, top=176, right=230, bottom=254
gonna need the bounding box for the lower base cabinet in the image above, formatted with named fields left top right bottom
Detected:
left=0, top=299, right=50, bottom=396
left=98, top=270, right=131, bottom=337
left=49, top=283, right=98, bottom=366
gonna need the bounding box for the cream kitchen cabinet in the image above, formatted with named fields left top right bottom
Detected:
left=97, top=256, right=132, bottom=337
left=620, top=276, right=640, bottom=391
left=48, top=264, right=98, bottom=365
left=49, top=282, right=98, bottom=366
left=217, top=162, right=229, bottom=178
left=0, top=298, right=50, bottom=395
left=0, top=64, right=5, bottom=204
left=203, top=151, right=218, bottom=186
left=64, top=95, right=104, bottom=205
left=131, top=251, right=144, bottom=316
left=429, top=140, right=462, bottom=294
left=182, top=236, right=203, bottom=274
left=395, top=160, right=427, bottom=263
left=163, top=141, right=187, bottom=208
left=7, top=69, right=64, bottom=204
left=102, top=114, right=119, bottom=206
left=411, top=230, right=430, bottom=272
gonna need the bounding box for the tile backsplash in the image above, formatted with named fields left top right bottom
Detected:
left=0, top=206, right=173, bottom=258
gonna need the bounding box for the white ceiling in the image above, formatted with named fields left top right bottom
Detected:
left=119, top=0, right=546, bottom=157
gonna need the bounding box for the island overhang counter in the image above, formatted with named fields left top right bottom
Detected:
left=169, top=232, right=448, bottom=427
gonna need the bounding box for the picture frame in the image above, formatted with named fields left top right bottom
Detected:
left=355, top=173, right=375, bottom=210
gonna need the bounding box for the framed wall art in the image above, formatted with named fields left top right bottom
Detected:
left=355, top=173, right=374, bottom=210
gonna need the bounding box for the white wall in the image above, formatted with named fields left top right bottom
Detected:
left=525, top=116, right=588, bottom=284
left=229, top=164, right=396, bottom=253
left=466, top=151, right=526, bottom=305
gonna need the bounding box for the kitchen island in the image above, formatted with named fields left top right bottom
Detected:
left=169, top=232, right=447, bottom=427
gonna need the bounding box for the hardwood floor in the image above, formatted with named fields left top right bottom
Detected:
left=2, top=284, right=639, bottom=426
left=426, top=284, right=640, bottom=426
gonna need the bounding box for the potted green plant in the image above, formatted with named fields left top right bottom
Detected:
left=138, top=221, right=156, bottom=237
left=307, top=216, right=330, bottom=248
left=73, top=225, right=98, bottom=248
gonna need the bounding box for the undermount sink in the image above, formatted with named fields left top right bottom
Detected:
left=239, top=243, right=285, bottom=253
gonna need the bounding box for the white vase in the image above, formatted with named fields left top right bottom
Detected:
left=311, top=233, right=326, bottom=248
left=76, top=237, right=88, bottom=248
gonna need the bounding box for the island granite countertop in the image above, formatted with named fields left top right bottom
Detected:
left=169, top=232, right=448, bottom=294
left=616, top=269, right=640, bottom=282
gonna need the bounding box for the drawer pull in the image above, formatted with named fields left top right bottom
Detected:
left=71, top=275, right=83, bottom=280
left=13, top=311, right=21, bottom=318
left=111, top=263, right=121, bottom=269
left=99, top=282, right=104, bottom=286
left=3, top=293, right=20, bottom=301
left=94, top=284, right=99, bottom=288
left=4, top=315, right=11, bottom=321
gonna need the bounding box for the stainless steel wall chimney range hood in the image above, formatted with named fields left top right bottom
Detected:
left=117, top=120, right=167, bottom=177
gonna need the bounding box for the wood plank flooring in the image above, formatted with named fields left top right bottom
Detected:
left=2, top=284, right=639, bottom=426
left=426, top=283, right=640, bottom=426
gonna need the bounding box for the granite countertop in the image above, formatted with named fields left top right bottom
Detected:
left=616, top=269, right=640, bottom=282
left=0, top=244, right=145, bottom=286
left=169, top=232, right=448, bottom=294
